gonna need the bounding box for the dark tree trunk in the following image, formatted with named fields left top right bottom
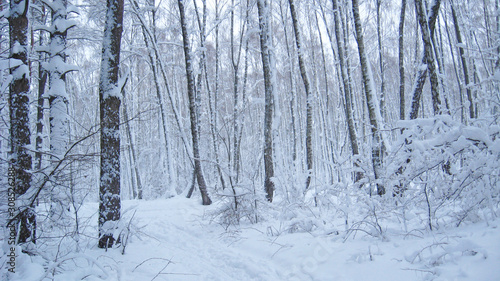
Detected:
left=177, top=0, right=212, bottom=205
left=352, top=0, right=385, bottom=195
left=330, top=0, right=361, bottom=182
left=451, top=1, right=474, bottom=119
left=8, top=0, right=35, bottom=244
left=409, top=0, right=442, bottom=119
left=288, top=0, right=313, bottom=191
left=257, top=0, right=275, bottom=202
left=98, top=0, right=124, bottom=249
left=399, top=0, right=406, bottom=120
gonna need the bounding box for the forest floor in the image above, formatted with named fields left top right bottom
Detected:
left=8, top=195, right=500, bottom=281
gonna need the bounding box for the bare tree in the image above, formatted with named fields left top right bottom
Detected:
left=8, top=0, right=36, bottom=244
left=288, top=0, right=313, bottom=190
left=409, top=0, right=442, bottom=119
left=257, top=0, right=275, bottom=202
left=376, top=0, right=386, bottom=120
left=177, top=0, right=212, bottom=205
left=399, top=0, right=406, bottom=120
left=451, top=0, right=474, bottom=119
left=328, top=0, right=362, bottom=182
left=351, top=0, right=385, bottom=195
left=98, top=0, right=125, bottom=249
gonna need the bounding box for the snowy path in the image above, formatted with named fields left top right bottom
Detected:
left=103, top=198, right=287, bottom=281
left=86, top=197, right=500, bottom=281
left=11, top=196, right=495, bottom=281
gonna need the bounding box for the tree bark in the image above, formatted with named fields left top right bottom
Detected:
left=257, top=0, right=275, bottom=202
left=398, top=0, right=406, bottom=120
left=8, top=0, right=36, bottom=244
left=47, top=0, right=74, bottom=225
left=98, top=0, right=124, bottom=249
left=35, top=7, right=48, bottom=172
left=329, top=0, right=361, bottom=182
left=451, top=1, right=474, bottom=119
left=409, top=0, right=442, bottom=119
left=376, top=0, right=386, bottom=121
left=177, top=0, right=212, bottom=205
left=351, top=0, right=385, bottom=195
left=288, top=0, right=313, bottom=191
left=200, top=0, right=226, bottom=192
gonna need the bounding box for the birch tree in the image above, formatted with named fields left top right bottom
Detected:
left=98, top=0, right=124, bottom=249
left=329, top=0, right=361, bottom=182
left=351, top=0, right=385, bottom=195
left=409, top=0, right=442, bottom=119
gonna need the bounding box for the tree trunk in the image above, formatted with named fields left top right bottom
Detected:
left=148, top=0, right=173, bottom=187
left=329, top=0, right=361, bottom=182
left=35, top=7, right=48, bottom=172
left=130, top=0, right=193, bottom=174
left=313, top=5, right=336, bottom=184
left=8, top=0, right=35, bottom=244
left=444, top=8, right=465, bottom=123
left=233, top=0, right=251, bottom=185
left=399, top=0, right=406, bottom=120
left=451, top=1, right=474, bottom=119
left=496, top=0, right=500, bottom=70
left=123, top=86, right=143, bottom=199
left=257, top=0, right=275, bottom=202
left=47, top=0, right=74, bottom=225
left=198, top=0, right=226, bottom=192
left=279, top=0, right=298, bottom=165
left=48, top=0, right=70, bottom=159
left=409, top=0, right=442, bottom=119
left=351, top=0, right=385, bottom=195
left=177, top=0, right=212, bottom=205
left=288, top=0, right=313, bottom=191
left=98, top=0, right=124, bottom=249
left=376, top=0, right=386, bottom=121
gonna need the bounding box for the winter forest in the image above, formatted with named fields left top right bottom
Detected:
left=1, top=0, right=500, bottom=279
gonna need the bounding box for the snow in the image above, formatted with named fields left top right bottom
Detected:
left=4, top=196, right=499, bottom=281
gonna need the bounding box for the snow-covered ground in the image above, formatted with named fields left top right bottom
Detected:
left=5, top=196, right=500, bottom=281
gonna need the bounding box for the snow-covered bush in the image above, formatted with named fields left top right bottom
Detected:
left=210, top=180, right=267, bottom=228
left=385, top=115, right=500, bottom=230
